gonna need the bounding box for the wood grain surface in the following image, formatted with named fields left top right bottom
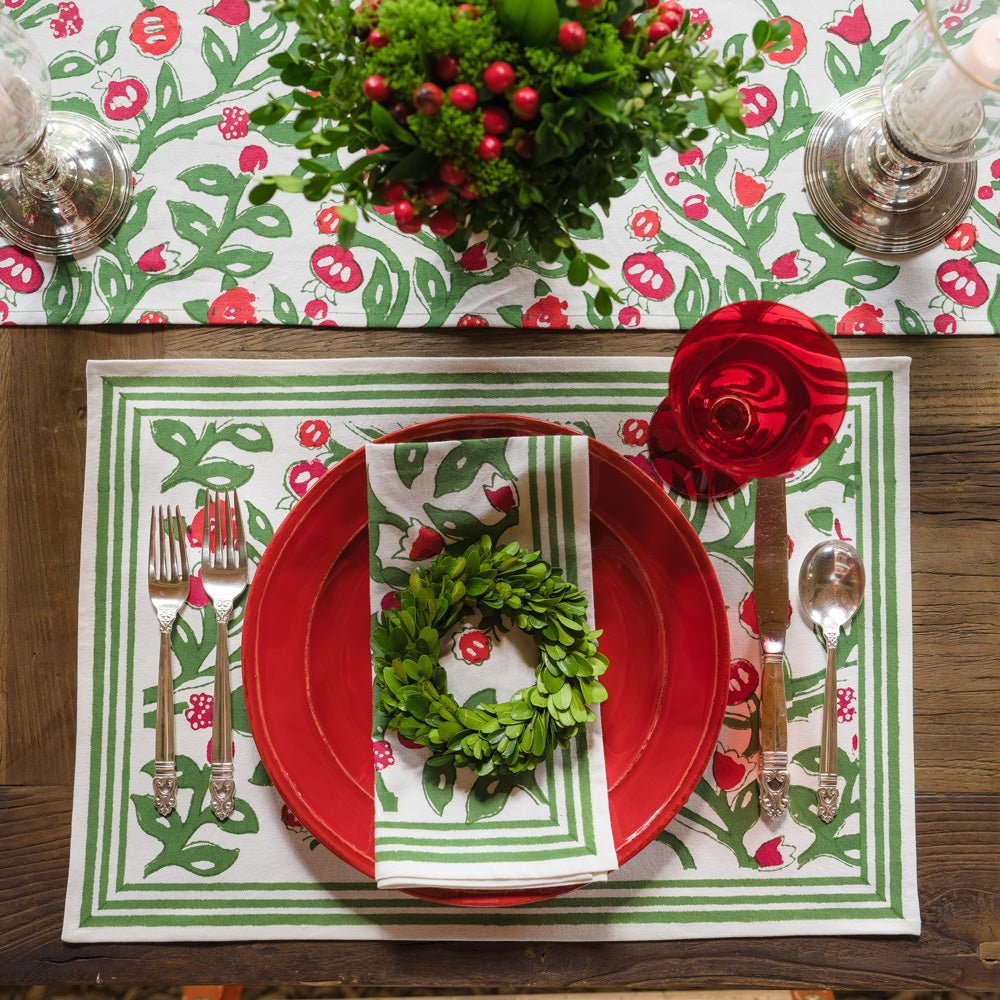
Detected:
left=1, top=328, right=998, bottom=988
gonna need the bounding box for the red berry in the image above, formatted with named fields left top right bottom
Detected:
left=578, top=0, right=603, bottom=7
left=619, top=15, right=635, bottom=35
left=393, top=200, right=415, bottom=225
left=458, top=181, right=479, bottom=200
left=514, top=135, right=534, bottom=158
left=421, top=180, right=449, bottom=206
left=439, top=158, right=467, bottom=186
left=449, top=83, right=477, bottom=110
left=429, top=209, right=457, bottom=237
left=648, top=19, right=672, bottom=42
left=511, top=87, right=539, bottom=120
left=363, top=74, right=389, bottom=102
left=368, top=27, right=388, bottom=47
left=483, top=61, right=515, bottom=94
left=558, top=21, right=586, bottom=52
left=435, top=55, right=458, bottom=83
left=645, top=0, right=658, bottom=8
left=397, top=217, right=423, bottom=234
left=658, top=0, right=684, bottom=18
left=455, top=2, right=478, bottom=18
left=483, top=106, right=511, bottom=135
left=382, top=180, right=407, bottom=203
left=413, top=82, right=443, bottom=115
left=477, top=135, right=502, bottom=160
left=389, top=101, right=412, bottom=123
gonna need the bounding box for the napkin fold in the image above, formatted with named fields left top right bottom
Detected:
left=365, top=434, right=618, bottom=891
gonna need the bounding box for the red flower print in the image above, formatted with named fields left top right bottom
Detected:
left=687, top=7, right=711, bottom=38
left=102, top=78, right=149, bottom=120
left=836, top=303, right=883, bottom=335
left=0, top=246, right=43, bottom=294
left=287, top=458, right=326, bottom=498
left=238, top=144, right=268, bottom=173
left=740, top=85, right=778, bottom=128
left=297, top=418, right=330, bottom=448
left=0, top=302, right=9, bottom=324
left=978, top=185, right=993, bottom=201
left=186, top=569, right=210, bottom=607
left=457, top=313, right=487, bottom=327
left=311, top=245, right=363, bottom=293
left=933, top=313, right=957, bottom=334
left=727, top=658, right=759, bottom=705
left=734, top=171, right=766, bottom=208
left=677, top=147, right=703, bottom=167
left=663, top=171, right=680, bottom=186
left=764, top=16, right=806, bottom=65
left=738, top=591, right=792, bottom=638
left=630, top=208, right=661, bottom=239
left=937, top=258, right=989, bottom=308
left=206, top=0, right=250, bottom=25
left=460, top=242, right=488, bottom=272
left=372, top=739, right=395, bottom=771
left=754, top=835, right=795, bottom=869
left=398, top=734, right=422, bottom=750
left=304, top=298, right=336, bottom=324
left=712, top=749, right=749, bottom=790
left=380, top=590, right=401, bottom=611
left=623, top=252, right=674, bottom=300
left=625, top=453, right=663, bottom=485
left=617, top=305, right=641, bottom=328
left=315, top=205, right=341, bottom=235
left=50, top=1, right=83, bottom=37
left=484, top=483, right=516, bottom=512
left=130, top=6, right=181, bottom=57
left=682, top=194, right=708, bottom=220
left=945, top=221, right=976, bottom=251
left=455, top=628, right=492, bottom=665
left=620, top=418, right=649, bottom=446
left=139, top=311, right=168, bottom=324
left=409, top=526, right=444, bottom=560
left=837, top=686, right=857, bottom=723
left=852, top=733, right=859, bottom=753
left=4, top=0, right=26, bottom=8
left=206, top=736, right=235, bottom=764
left=522, top=295, right=569, bottom=329
left=185, top=692, right=214, bottom=731
left=218, top=107, right=250, bottom=141
left=827, top=5, right=871, bottom=45
left=208, top=287, right=257, bottom=324
left=137, top=244, right=167, bottom=273
left=770, top=251, right=799, bottom=279
left=834, top=517, right=853, bottom=542
left=281, top=803, right=304, bottom=830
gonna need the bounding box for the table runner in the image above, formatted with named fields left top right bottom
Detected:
left=64, top=355, right=919, bottom=942
left=4, top=0, right=998, bottom=333
left=366, top=436, right=618, bottom=890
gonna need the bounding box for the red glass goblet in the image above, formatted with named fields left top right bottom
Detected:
left=649, top=301, right=849, bottom=500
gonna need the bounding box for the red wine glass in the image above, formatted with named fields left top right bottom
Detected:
left=649, top=301, right=849, bottom=500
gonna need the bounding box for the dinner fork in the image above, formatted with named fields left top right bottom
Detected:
left=201, top=489, right=248, bottom=821
left=148, top=505, right=189, bottom=817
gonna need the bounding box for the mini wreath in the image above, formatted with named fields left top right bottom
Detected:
left=372, top=535, right=609, bottom=778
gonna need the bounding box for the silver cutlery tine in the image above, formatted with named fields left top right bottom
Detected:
left=233, top=489, right=246, bottom=565
left=202, top=491, right=212, bottom=569
left=224, top=489, right=235, bottom=569
left=148, top=508, right=157, bottom=580
left=177, top=510, right=189, bottom=581
left=166, top=505, right=177, bottom=582
left=158, top=506, right=168, bottom=582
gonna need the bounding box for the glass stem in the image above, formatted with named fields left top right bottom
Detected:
left=846, top=115, right=943, bottom=210
left=17, top=128, right=63, bottom=196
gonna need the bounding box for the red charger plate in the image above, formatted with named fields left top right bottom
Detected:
left=242, top=414, right=729, bottom=907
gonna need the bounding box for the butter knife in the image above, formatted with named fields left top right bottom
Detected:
left=754, top=476, right=790, bottom=819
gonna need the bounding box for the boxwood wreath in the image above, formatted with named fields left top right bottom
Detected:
left=251, top=0, right=790, bottom=310
left=372, top=535, right=609, bottom=777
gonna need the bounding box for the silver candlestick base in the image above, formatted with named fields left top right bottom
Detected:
left=0, top=111, right=132, bottom=256
left=804, top=86, right=976, bottom=255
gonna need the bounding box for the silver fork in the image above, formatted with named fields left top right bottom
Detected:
left=201, top=489, right=248, bottom=821
left=148, top=505, right=190, bottom=817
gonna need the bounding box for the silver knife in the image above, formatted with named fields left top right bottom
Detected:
left=754, top=476, right=790, bottom=819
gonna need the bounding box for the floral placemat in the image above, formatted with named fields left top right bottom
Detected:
left=63, top=355, right=918, bottom=942
left=2, top=0, right=999, bottom=332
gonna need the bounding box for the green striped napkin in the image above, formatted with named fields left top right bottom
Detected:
left=365, top=435, right=618, bottom=891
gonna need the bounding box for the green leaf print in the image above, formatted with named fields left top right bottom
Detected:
left=168, top=200, right=217, bottom=250
left=433, top=439, right=515, bottom=498
left=466, top=770, right=548, bottom=823
left=422, top=759, right=457, bottom=816
left=394, top=441, right=428, bottom=489
left=271, top=285, right=299, bottom=324
left=249, top=760, right=273, bottom=786
left=132, top=755, right=259, bottom=878
left=245, top=501, right=275, bottom=548
left=805, top=506, right=834, bottom=534
left=423, top=502, right=518, bottom=547
left=93, top=25, right=119, bottom=63
left=789, top=746, right=861, bottom=867
left=375, top=771, right=399, bottom=812
left=179, top=164, right=239, bottom=197
left=151, top=419, right=272, bottom=491
left=48, top=51, right=95, bottom=79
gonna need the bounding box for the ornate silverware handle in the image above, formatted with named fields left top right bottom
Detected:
left=153, top=627, right=178, bottom=816
left=817, top=636, right=840, bottom=823
left=209, top=609, right=235, bottom=820
left=758, top=651, right=789, bottom=819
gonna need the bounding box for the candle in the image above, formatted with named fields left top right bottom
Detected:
left=901, top=16, right=1000, bottom=152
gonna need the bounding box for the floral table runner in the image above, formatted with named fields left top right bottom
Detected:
left=64, top=356, right=919, bottom=942
left=1, top=0, right=997, bottom=333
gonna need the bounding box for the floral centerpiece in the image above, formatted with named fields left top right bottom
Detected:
left=251, top=0, right=788, bottom=312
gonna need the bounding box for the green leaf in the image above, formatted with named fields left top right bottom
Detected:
left=370, top=101, right=417, bottom=147
left=421, top=760, right=457, bottom=816
left=497, top=0, right=559, bottom=45
left=567, top=254, right=589, bottom=287
left=394, top=441, right=428, bottom=489
left=752, top=20, right=769, bottom=50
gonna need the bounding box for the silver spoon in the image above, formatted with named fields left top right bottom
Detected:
left=798, top=540, right=865, bottom=823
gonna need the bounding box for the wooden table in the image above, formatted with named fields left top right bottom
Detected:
left=2, top=329, right=998, bottom=989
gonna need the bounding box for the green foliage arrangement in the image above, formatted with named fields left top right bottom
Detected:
left=251, top=0, right=789, bottom=311
left=372, top=535, right=609, bottom=778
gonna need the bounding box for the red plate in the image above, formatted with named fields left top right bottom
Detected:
left=242, top=414, right=729, bottom=908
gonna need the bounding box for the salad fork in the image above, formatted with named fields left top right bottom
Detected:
left=201, top=489, right=248, bottom=821
left=148, top=505, right=189, bottom=817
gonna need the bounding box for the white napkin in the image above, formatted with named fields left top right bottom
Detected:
left=365, top=434, right=618, bottom=891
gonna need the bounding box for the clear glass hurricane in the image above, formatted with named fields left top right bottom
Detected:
left=0, top=11, right=131, bottom=255
left=804, top=0, right=1000, bottom=254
